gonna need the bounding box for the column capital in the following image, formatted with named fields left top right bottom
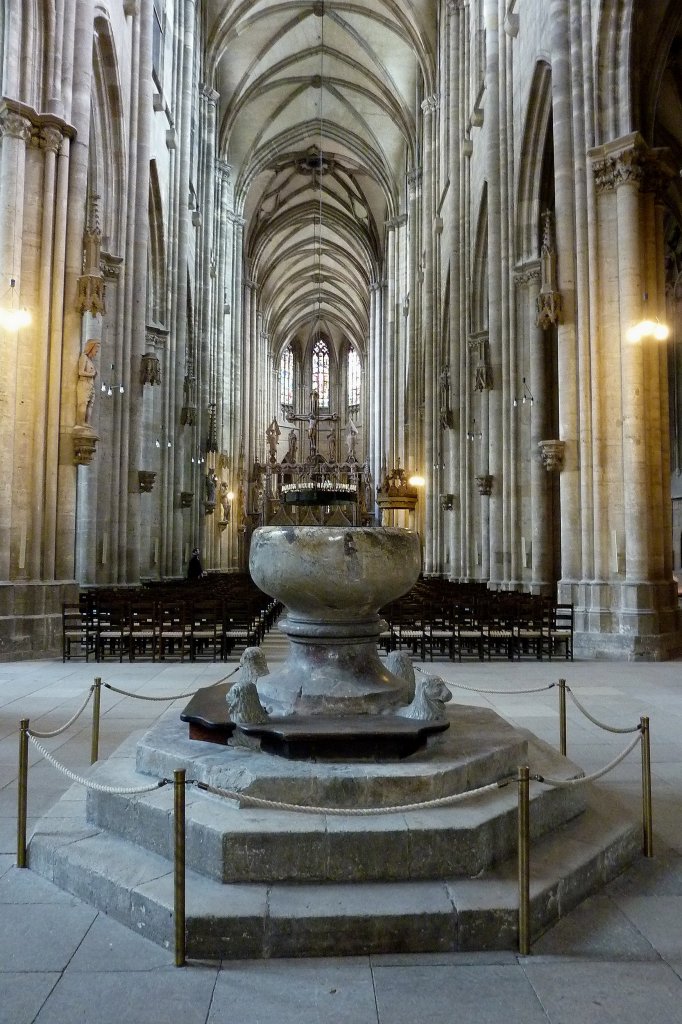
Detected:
left=407, top=168, right=421, bottom=199
left=588, top=132, right=674, bottom=196
left=421, top=94, right=439, bottom=117
left=200, top=83, right=220, bottom=104
left=0, top=108, right=31, bottom=143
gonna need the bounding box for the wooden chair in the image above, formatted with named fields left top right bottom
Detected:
left=189, top=599, right=221, bottom=662
left=62, top=604, right=91, bottom=662
left=158, top=601, right=191, bottom=661
left=96, top=600, right=131, bottom=662
left=549, top=603, right=574, bottom=660
left=129, top=601, right=159, bottom=661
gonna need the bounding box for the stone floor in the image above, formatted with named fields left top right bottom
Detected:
left=1, top=647, right=682, bottom=1023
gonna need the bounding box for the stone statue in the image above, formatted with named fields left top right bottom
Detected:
left=265, top=418, right=280, bottom=462
left=219, top=481, right=231, bottom=520
left=225, top=680, right=270, bottom=725
left=346, top=417, right=359, bottom=462
left=205, top=469, right=217, bottom=504
left=384, top=650, right=415, bottom=702
left=234, top=646, right=270, bottom=684
left=284, top=429, right=298, bottom=464
left=396, top=673, right=452, bottom=722
left=327, top=431, right=337, bottom=463
left=76, top=340, right=100, bottom=426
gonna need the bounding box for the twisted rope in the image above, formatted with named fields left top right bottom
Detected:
left=414, top=667, right=555, bottom=697
left=532, top=730, right=642, bottom=787
left=27, top=735, right=168, bottom=794
left=102, top=665, right=239, bottom=703
left=26, top=686, right=95, bottom=738
left=192, top=775, right=512, bottom=815
left=566, top=686, right=641, bottom=734
left=103, top=682, right=200, bottom=701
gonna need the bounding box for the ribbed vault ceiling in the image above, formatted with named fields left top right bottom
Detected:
left=205, top=0, right=436, bottom=360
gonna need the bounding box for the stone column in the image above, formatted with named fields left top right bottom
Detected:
left=0, top=107, right=31, bottom=580
left=384, top=218, right=397, bottom=471
left=484, top=0, right=502, bottom=586
left=447, top=0, right=463, bottom=580
left=550, top=0, right=581, bottom=590
left=369, top=281, right=381, bottom=487
left=421, top=94, right=438, bottom=573
left=405, top=170, right=420, bottom=476
left=30, top=124, right=64, bottom=580
left=524, top=265, right=553, bottom=591
left=125, top=0, right=152, bottom=582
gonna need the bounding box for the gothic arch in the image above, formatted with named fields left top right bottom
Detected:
left=90, top=13, right=127, bottom=254
left=515, top=62, right=553, bottom=264
left=147, top=159, right=167, bottom=327
left=471, top=184, right=488, bottom=336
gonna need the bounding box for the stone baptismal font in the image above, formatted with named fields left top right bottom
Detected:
left=182, top=524, right=453, bottom=759
left=28, top=519, right=639, bottom=959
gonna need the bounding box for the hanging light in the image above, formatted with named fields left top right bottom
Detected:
left=0, top=278, right=31, bottom=331
left=100, top=364, right=125, bottom=396
left=513, top=377, right=534, bottom=408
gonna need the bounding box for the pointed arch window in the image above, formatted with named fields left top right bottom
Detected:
left=279, top=345, right=294, bottom=407
left=348, top=347, right=361, bottom=408
left=312, top=338, right=330, bottom=408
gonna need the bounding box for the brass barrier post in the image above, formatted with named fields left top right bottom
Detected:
left=640, top=716, right=653, bottom=857
left=17, top=719, right=29, bottom=868
left=517, top=765, right=530, bottom=955
left=90, top=677, right=102, bottom=765
left=174, top=769, right=186, bottom=966
left=558, top=679, right=567, bottom=756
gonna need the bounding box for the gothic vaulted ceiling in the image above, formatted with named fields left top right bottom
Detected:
left=205, top=0, right=436, bottom=359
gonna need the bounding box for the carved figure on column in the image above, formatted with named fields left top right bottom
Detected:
left=205, top=469, right=217, bottom=507
left=76, top=341, right=100, bottom=426
left=346, top=417, right=359, bottom=462
left=327, top=431, right=337, bottom=463
left=219, top=481, right=231, bottom=521
left=283, top=429, right=298, bottom=464
left=265, top=418, right=280, bottom=463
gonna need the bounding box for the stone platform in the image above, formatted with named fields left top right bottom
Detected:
left=26, top=704, right=640, bottom=958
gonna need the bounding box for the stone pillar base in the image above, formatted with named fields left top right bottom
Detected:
left=560, top=578, right=682, bottom=661
left=0, top=581, right=79, bottom=660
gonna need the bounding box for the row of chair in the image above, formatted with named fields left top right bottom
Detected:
left=379, top=593, right=574, bottom=662
left=63, top=587, right=279, bottom=663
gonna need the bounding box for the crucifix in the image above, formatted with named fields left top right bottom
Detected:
left=285, top=390, right=338, bottom=460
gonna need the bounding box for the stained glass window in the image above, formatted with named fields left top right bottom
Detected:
left=312, top=339, right=330, bottom=407
left=279, top=345, right=293, bottom=406
left=348, top=346, right=361, bottom=407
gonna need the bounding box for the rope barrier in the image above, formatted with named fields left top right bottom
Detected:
left=103, top=682, right=201, bottom=701
left=192, top=775, right=512, bottom=815
left=565, top=686, right=641, bottom=734
left=532, top=729, right=642, bottom=787
left=26, top=686, right=95, bottom=738
left=414, top=667, right=556, bottom=697
left=102, top=665, right=239, bottom=703
left=27, top=735, right=168, bottom=794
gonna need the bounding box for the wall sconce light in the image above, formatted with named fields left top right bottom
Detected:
left=513, top=377, right=534, bottom=407
left=626, top=292, right=670, bottom=343
left=407, top=474, right=425, bottom=488
left=101, top=364, right=124, bottom=396
left=467, top=420, right=482, bottom=442
left=440, top=493, right=455, bottom=511
left=0, top=278, right=31, bottom=331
